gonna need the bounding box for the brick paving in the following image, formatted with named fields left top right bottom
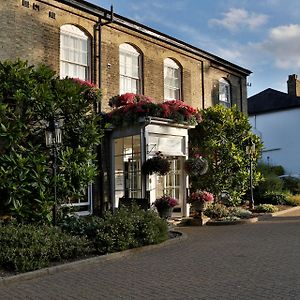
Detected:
left=1, top=208, right=300, bottom=299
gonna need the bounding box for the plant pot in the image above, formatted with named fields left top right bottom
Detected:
left=192, top=201, right=206, bottom=212
left=191, top=202, right=207, bottom=218
left=158, top=207, right=173, bottom=219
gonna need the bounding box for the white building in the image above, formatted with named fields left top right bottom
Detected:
left=248, top=74, right=300, bottom=175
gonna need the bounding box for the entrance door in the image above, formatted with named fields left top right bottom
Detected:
left=156, top=157, right=183, bottom=214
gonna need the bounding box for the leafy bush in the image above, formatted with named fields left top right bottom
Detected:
left=228, top=207, right=252, bottom=219
left=255, top=204, right=278, bottom=213
left=204, top=203, right=229, bottom=219
left=0, top=60, right=102, bottom=223
left=257, top=191, right=288, bottom=205
left=281, top=177, right=300, bottom=195
left=285, top=194, right=300, bottom=206
left=0, top=223, right=92, bottom=272
left=60, top=206, right=169, bottom=255
left=257, top=162, right=285, bottom=176
left=189, top=105, right=262, bottom=206
left=254, top=174, right=284, bottom=198
left=253, top=163, right=286, bottom=203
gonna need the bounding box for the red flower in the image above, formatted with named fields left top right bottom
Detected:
left=119, top=93, right=136, bottom=105
left=159, top=103, right=171, bottom=118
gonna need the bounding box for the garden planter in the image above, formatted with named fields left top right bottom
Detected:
left=191, top=202, right=207, bottom=218
left=158, top=207, right=173, bottom=219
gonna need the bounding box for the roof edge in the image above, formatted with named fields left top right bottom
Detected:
left=55, top=0, right=251, bottom=76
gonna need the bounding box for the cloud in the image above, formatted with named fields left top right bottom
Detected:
left=209, top=8, right=268, bottom=32
left=261, top=24, right=300, bottom=69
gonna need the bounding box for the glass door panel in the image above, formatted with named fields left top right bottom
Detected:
left=156, top=157, right=182, bottom=210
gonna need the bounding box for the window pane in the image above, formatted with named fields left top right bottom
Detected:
left=124, top=136, right=132, bottom=155
left=164, top=61, right=181, bottom=100
left=219, top=79, right=231, bottom=106
left=60, top=25, right=89, bottom=80
left=119, top=45, right=141, bottom=94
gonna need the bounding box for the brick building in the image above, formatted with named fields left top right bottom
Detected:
left=0, top=0, right=251, bottom=216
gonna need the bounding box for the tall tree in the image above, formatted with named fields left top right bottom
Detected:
left=189, top=105, right=262, bottom=205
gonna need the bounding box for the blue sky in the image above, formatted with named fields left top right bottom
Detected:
left=89, top=0, right=300, bottom=97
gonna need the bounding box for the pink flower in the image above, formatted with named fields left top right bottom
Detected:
left=71, top=78, right=97, bottom=88
left=188, top=191, right=214, bottom=204
left=154, top=195, right=178, bottom=209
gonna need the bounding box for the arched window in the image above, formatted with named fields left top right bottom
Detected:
left=60, top=24, right=90, bottom=80
left=219, top=78, right=231, bottom=108
left=119, top=43, right=142, bottom=95
left=164, top=58, right=182, bottom=100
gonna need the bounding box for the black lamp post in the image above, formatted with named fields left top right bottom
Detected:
left=45, top=119, right=62, bottom=226
left=246, top=141, right=256, bottom=210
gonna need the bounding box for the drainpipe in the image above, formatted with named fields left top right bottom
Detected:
left=201, top=60, right=205, bottom=109
left=239, top=77, right=243, bottom=113
left=96, top=6, right=114, bottom=214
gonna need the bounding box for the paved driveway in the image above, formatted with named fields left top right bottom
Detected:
left=1, top=208, right=300, bottom=300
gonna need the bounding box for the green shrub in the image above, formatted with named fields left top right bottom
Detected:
left=257, top=191, right=288, bottom=205
left=255, top=174, right=283, bottom=198
left=228, top=207, right=252, bottom=219
left=60, top=206, right=169, bottom=255
left=189, top=105, right=263, bottom=206
left=204, top=203, right=229, bottom=219
left=255, top=204, right=278, bottom=213
left=285, top=194, right=300, bottom=206
left=0, top=60, right=102, bottom=224
left=257, top=162, right=284, bottom=176
left=281, top=177, right=300, bottom=195
left=0, top=223, right=92, bottom=272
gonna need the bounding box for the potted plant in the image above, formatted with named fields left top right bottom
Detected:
left=187, top=190, right=214, bottom=218
left=142, top=152, right=170, bottom=176
left=184, top=155, right=208, bottom=176
left=154, top=195, right=178, bottom=219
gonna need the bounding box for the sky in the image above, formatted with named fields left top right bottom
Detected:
left=89, top=0, right=300, bottom=97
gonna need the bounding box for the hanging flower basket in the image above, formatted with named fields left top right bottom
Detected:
left=184, top=156, right=208, bottom=176
left=142, top=152, right=170, bottom=176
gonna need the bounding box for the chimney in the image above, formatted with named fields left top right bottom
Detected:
left=287, top=74, right=300, bottom=96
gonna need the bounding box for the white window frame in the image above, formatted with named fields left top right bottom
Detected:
left=219, top=78, right=231, bottom=108
left=119, top=43, right=142, bottom=95
left=164, top=58, right=182, bottom=100
left=60, top=24, right=90, bottom=81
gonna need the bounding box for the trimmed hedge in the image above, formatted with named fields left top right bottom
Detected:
left=60, top=206, right=169, bottom=255
left=257, top=192, right=289, bottom=205
left=0, top=207, right=169, bottom=273
left=0, top=223, right=93, bottom=272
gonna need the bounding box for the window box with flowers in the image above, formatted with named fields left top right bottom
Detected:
left=105, top=93, right=201, bottom=127
left=154, top=195, right=178, bottom=219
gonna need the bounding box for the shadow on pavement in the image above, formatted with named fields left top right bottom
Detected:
left=258, top=215, right=300, bottom=223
